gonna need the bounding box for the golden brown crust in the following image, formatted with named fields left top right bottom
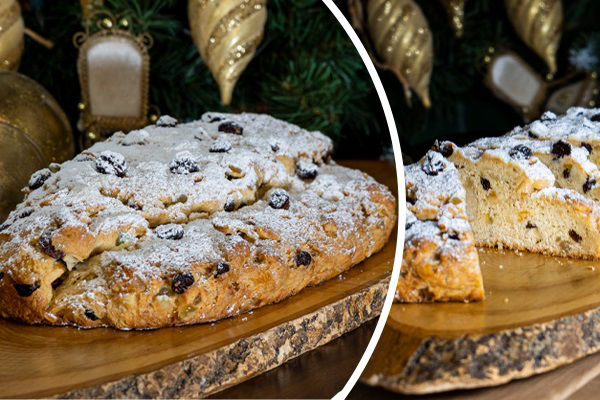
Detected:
left=0, top=113, right=396, bottom=329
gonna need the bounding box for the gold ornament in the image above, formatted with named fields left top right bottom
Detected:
left=438, top=0, right=465, bottom=38
left=74, top=11, right=153, bottom=148
left=0, top=0, right=24, bottom=71
left=0, top=122, right=46, bottom=220
left=0, top=71, right=74, bottom=163
left=367, top=0, right=433, bottom=107
left=505, top=0, right=562, bottom=74
left=0, top=71, right=74, bottom=220
left=188, top=0, right=267, bottom=105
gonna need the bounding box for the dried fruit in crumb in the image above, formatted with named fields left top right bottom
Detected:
left=569, top=229, right=582, bottom=243
left=218, top=121, right=243, bottom=135
left=169, top=151, right=199, bottom=174
left=508, top=144, right=532, bottom=160
left=215, top=262, right=230, bottom=277
left=294, top=250, right=312, bottom=267
left=551, top=140, right=571, bottom=158
left=269, top=189, right=290, bottom=210
left=172, top=272, right=195, bottom=294
left=28, top=169, right=51, bottom=190
left=480, top=177, right=491, bottom=191
left=95, top=151, right=127, bottom=177
left=296, top=160, right=319, bottom=179
left=39, top=231, right=64, bottom=260
left=155, top=224, right=184, bottom=240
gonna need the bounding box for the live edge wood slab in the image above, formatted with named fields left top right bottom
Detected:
left=0, top=160, right=398, bottom=399
left=362, top=247, right=600, bottom=395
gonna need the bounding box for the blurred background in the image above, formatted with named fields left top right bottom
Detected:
left=342, top=0, right=600, bottom=161
left=12, top=0, right=389, bottom=158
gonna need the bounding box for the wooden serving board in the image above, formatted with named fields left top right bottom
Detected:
left=362, top=247, right=600, bottom=395
left=0, top=160, right=397, bottom=399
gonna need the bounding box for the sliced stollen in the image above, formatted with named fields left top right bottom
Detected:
left=0, top=112, right=396, bottom=329
left=398, top=151, right=484, bottom=302
left=446, top=140, right=600, bottom=259
left=470, top=136, right=600, bottom=202
left=507, top=107, right=600, bottom=167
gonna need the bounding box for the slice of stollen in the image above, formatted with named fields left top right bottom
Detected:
left=446, top=141, right=600, bottom=259
left=398, top=151, right=484, bottom=302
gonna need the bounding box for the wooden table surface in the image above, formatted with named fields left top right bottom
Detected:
left=351, top=351, right=600, bottom=400
left=212, top=318, right=377, bottom=399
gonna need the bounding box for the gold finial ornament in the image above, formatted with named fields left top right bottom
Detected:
left=438, top=0, right=466, bottom=38
left=367, top=0, right=433, bottom=107
left=505, top=0, right=562, bottom=74
left=0, top=0, right=24, bottom=71
left=188, top=0, right=267, bottom=105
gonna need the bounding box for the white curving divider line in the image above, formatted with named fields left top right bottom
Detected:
left=320, top=1, right=406, bottom=399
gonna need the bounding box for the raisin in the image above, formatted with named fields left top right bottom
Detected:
left=218, top=121, right=243, bottom=135
left=569, top=229, right=582, bottom=243
left=172, top=272, right=195, bottom=294
left=224, top=197, right=235, bottom=212
left=528, top=131, right=539, bottom=139
left=156, top=115, right=178, bottom=127
left=296, top=161, right=319, bottom=180
left=405, top=221, right=414, bottom=230
left=84, top=308, right=99, bottom=321
left=584, top=177, right=596, bottom=193
left=0, top=272, right=3, bottom=280
left=210, top=139, right=232, bottom=153
left=422, top=152, right=445, bottom=176
left=28, top=169, right=51, bottom=190
left=526, top=222, right=537, bottom=229
left=95, top=151, right=127, bottom=177
left=208, top=116, right=223, bottom=123
left=480, top=177, right=491, bottom=191
left=155, top=224, right=184, bottom=240
left=0, top=223, right=9, bottom=232
left=169, top=151, right=199, bottom=174
left=551, top=140, right=571, bottom=158
left=508, top=144, right=532, bottom=160
left=271, top=143, right=280, bottom=152
left=432, top=140, right=453, bottom=157
left=39, top=231, right=64, bottom=260
left=592, top=114, right=600, bottom=122
left=448, top=231, right=459, bottom=240
left=18, top=208, right=33, bottom=218
left=269, top=189, right=290, bottom=210
left=582, top=143, right=593, bottom=154
left=14, top=281, right=40, bottom=297
left=563, top=168, right=571, bottom=179
left=214, top=262, right=230, bottom=277
left=294, top=250, right=312, bottom=267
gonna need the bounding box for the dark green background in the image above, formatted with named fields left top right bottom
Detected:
left=18, top=0, right=600, bottom=160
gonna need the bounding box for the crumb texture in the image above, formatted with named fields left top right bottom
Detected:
left=398, top=107, right=600, bottom=303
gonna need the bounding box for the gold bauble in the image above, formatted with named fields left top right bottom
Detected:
left=367, top=0, right=433, bottom=107
left=0, top=122, right=46, bottom=220
left=505, top=0, right=562, bottom=74
left=0, top=0, right=24, bottom=71
left=188, top=0, right=267, bottom=105
left=438, top=0, right=465, bottom=38
left=0, top=71, right=74, bottom=163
